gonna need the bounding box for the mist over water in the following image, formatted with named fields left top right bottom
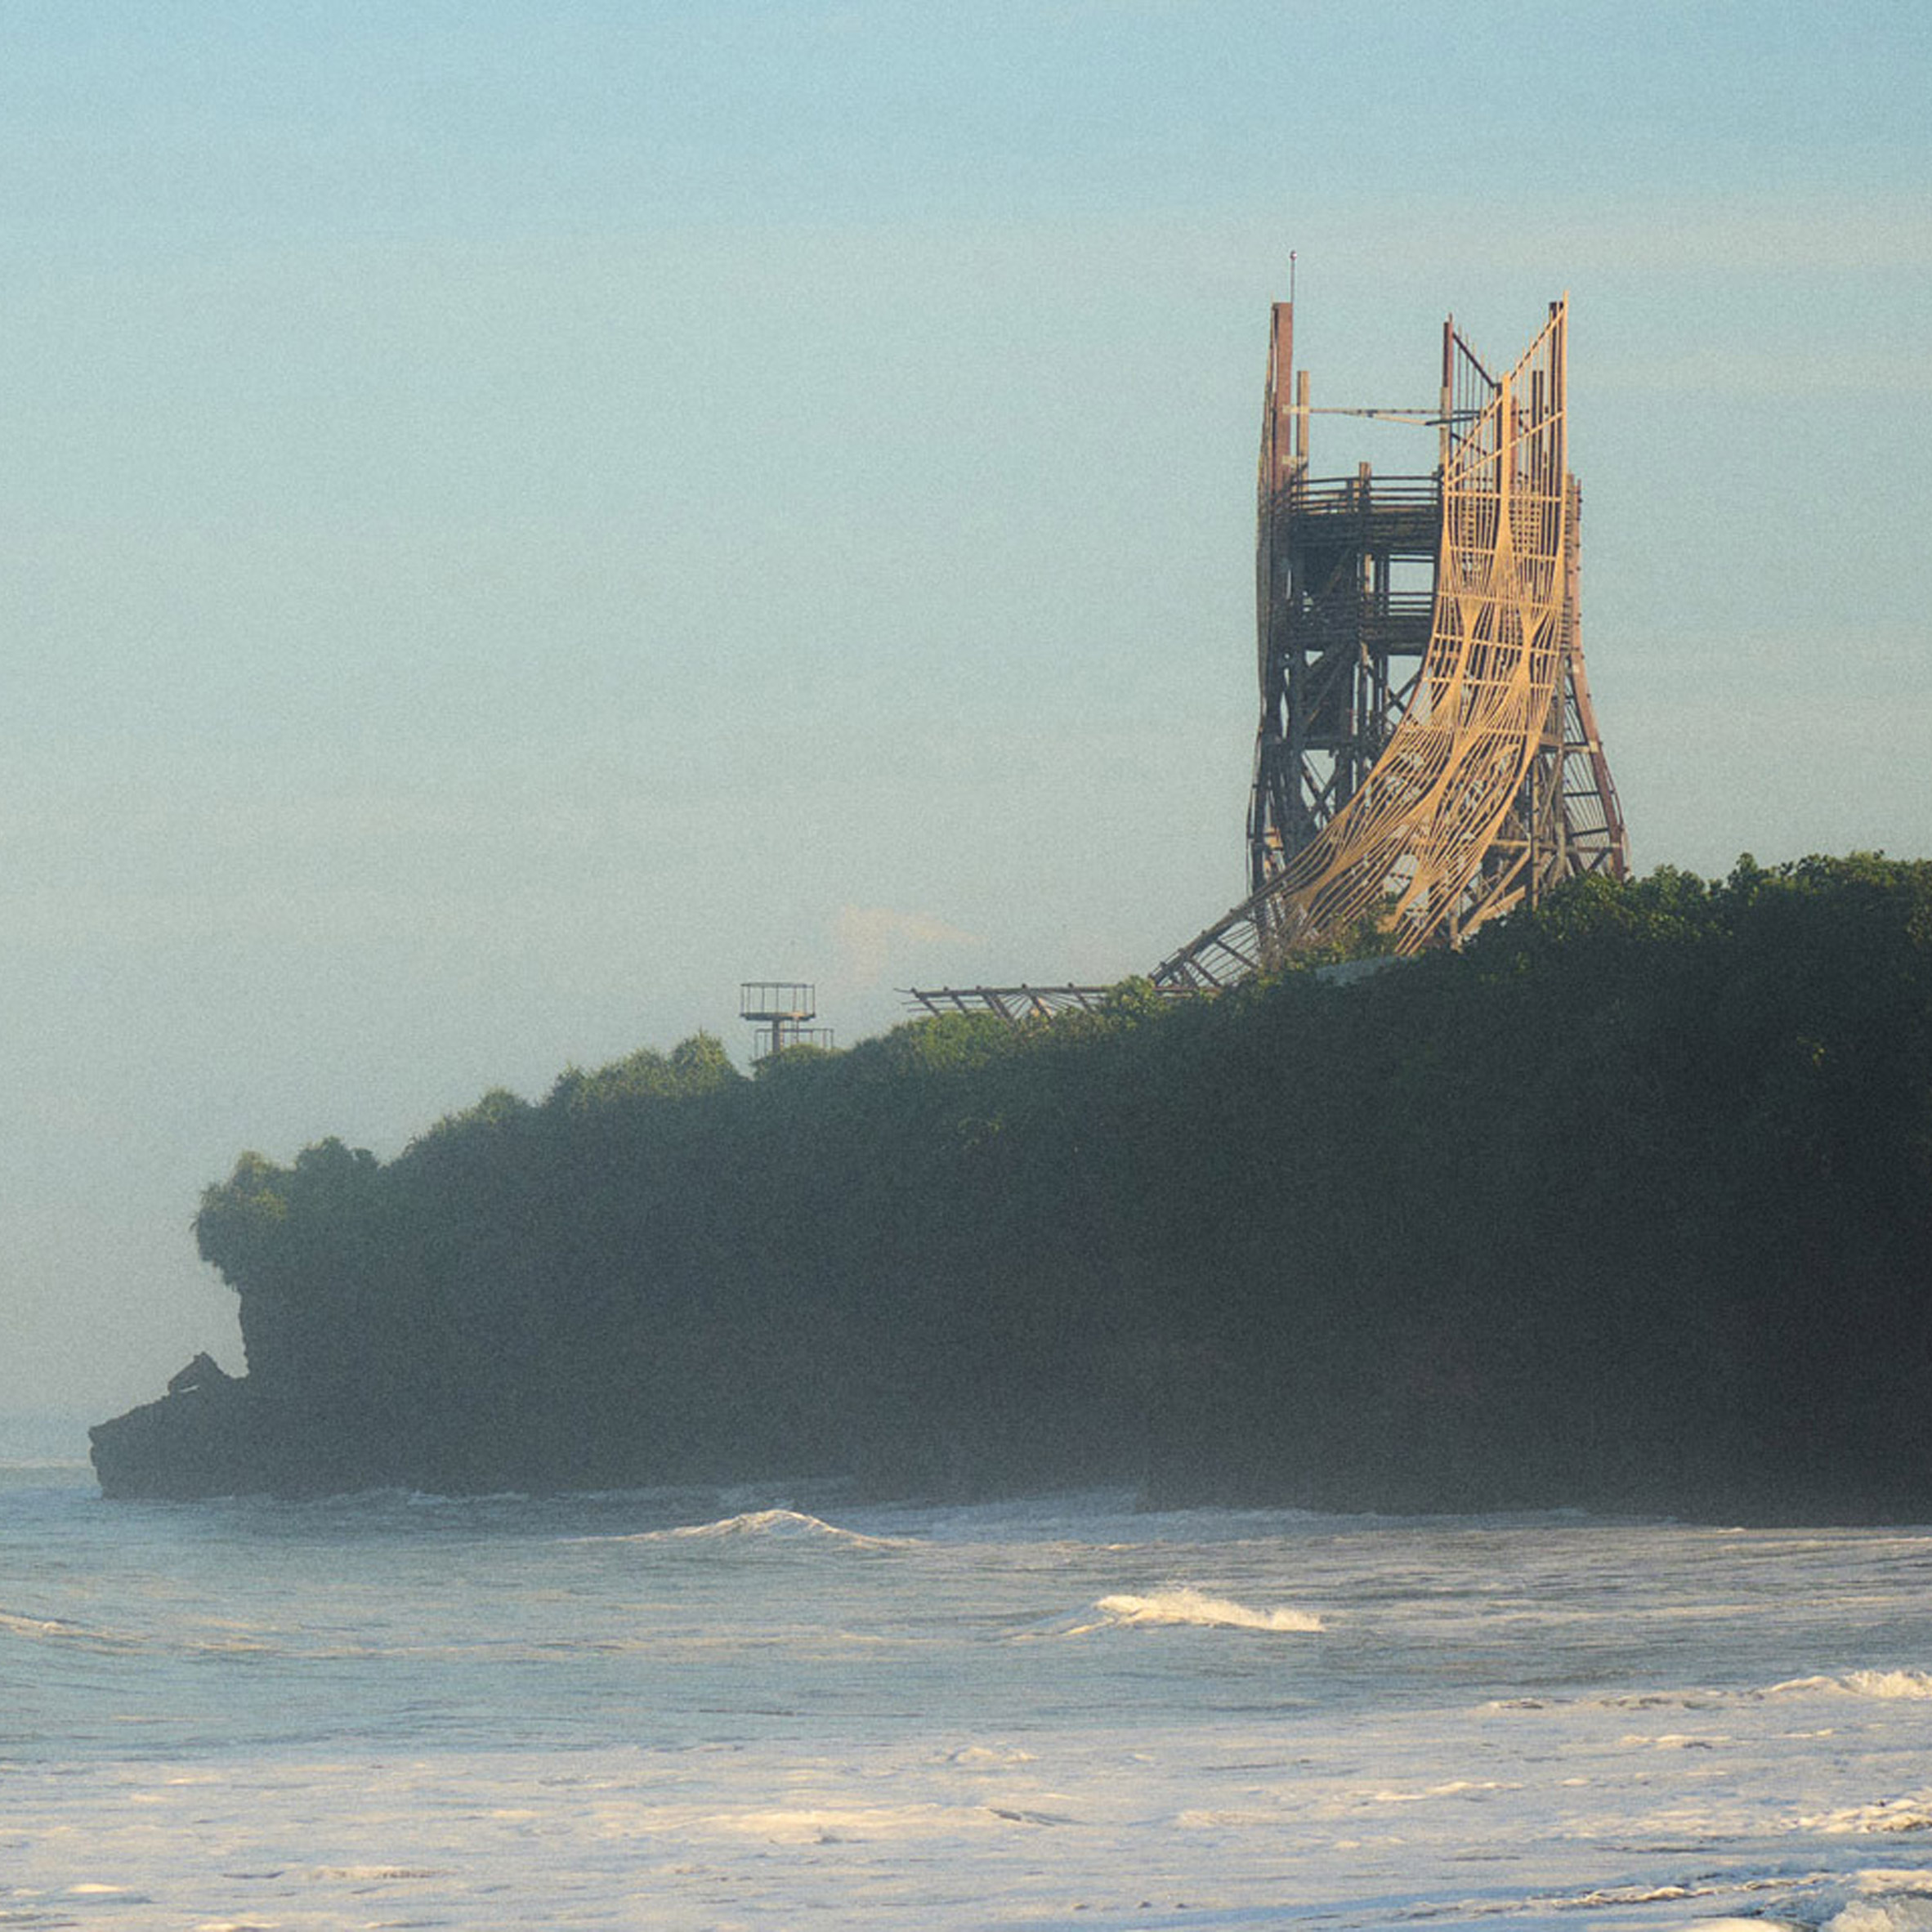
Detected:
left=9, top=1460, right=1932, bottom=1930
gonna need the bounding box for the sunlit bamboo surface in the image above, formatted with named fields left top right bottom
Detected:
left=1153, top=302, right=1607, bottom=990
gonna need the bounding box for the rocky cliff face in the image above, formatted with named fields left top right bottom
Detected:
left=90, top=1374, right=262, bottom=1500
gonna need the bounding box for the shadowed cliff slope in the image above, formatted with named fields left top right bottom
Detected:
left=94, top=855, right=1932, bottom=1517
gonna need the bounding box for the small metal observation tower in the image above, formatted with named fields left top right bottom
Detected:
left=739, top=982, right=835, bottom=1062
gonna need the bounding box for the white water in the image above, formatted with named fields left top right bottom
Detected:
left=7, top=1457, right=1932, bottom=1930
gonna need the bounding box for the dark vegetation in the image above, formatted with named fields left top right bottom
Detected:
left=94, top=855, right=1932, bottom=1517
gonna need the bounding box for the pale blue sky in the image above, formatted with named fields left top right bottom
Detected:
left=4, top=0, right=1929, bottom=1424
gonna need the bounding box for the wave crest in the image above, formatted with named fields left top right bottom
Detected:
left=1769, top=1669, right=1932, bottom=1702
left=1532, top=1669, right=1932, bottom=1715
left=635, top=1509, right=910, bottom=1550
left=1031, top=1586, right=1322, bottom=1637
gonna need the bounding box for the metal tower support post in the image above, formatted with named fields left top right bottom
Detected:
left=1246, top=303, right=1438, bottom=916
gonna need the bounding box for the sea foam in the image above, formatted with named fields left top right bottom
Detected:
left=0, top=1607, right=141, bottom=1650
left=1827, top=1896, right=1932, bottom=1932
left=1543, top=1669, right=1932, bottom=1716
left=16, top=1475, right=1932, bottom=1932
left=1770, top=1670, right=1932, bottom=1702
left=1800, top=1794, right=1932, bottom=1836
left=1032, top=1585, right=1322, bottom=1635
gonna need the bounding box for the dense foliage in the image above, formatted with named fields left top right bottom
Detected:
left=182, top=855, right=1932, bottom=1514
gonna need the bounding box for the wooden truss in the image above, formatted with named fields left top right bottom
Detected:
left=907, top=294, right=1626, bottom=1019
left=1153, top=297, right=1626, bottom=991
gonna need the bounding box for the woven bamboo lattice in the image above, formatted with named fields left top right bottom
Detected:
left=910, top=294, right=1626, bottom=1017
left=1153, top=297, right=1623, bottom=991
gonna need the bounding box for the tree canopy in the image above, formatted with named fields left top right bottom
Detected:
left=177, top=856, right=1932, bottom=1515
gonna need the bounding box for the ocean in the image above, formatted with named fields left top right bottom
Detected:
left=7, top=1448, right=1932, bottom=1930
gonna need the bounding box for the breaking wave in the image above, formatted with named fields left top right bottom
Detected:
left=620, top=1509, right=914, bottom=1550
left=1505, top=1668, right=1932, bottom=1715
left=1029, top=1586, right=1322, bottom=1637
left=1769, top=1669, right=1932, bottom=1701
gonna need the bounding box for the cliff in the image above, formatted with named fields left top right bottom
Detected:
left=92, top=855, right=1932, bottom=1518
